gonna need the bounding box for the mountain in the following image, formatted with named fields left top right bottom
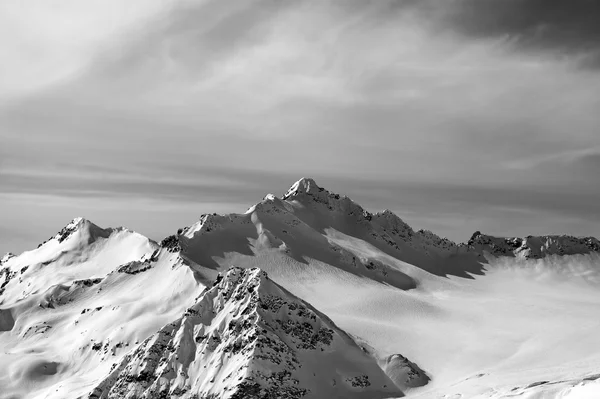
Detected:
left=1, top=177, right=600, bottom=399
left=0, top=218, right=204, bottom=399
left=467, top=230, right=600, bottom=259
left=90, top=267, right=402, bottom=399
left=175, top=177, right=486, bottom=292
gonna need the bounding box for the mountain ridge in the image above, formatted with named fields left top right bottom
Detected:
left=3, top=178, right=599, bottom=264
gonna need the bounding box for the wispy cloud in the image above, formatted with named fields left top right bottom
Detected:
left=0, top=0, right=171, bottom=100
left=1, top=0, right=599, bottom=254
left=408, top=0, right=600, bottom=68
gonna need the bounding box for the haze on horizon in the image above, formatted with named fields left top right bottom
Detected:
left=1, top=0, right=600, bottom=256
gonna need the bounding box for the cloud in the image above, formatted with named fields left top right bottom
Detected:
left=0, top=0, right=171, bottom=99
left=1, top=0, right=599, bottom=254
left=417, top=0, right=600, bottom=68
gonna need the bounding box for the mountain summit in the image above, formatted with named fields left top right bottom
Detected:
left=282, top=177, right=326, bottom=200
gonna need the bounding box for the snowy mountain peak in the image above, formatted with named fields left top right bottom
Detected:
left=57, top=216, right=85, bottom=231
left=91, top=266, right=401, bottom=399
left=282, top=177, right=324, bottom=200
left=51, top=216, right=98, bottom=241
left=24, top=217, right=111, bottom=252
left=70, top=216, right=86, bottom=226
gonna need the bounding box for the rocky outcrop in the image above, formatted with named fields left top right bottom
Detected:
left=379, top=353, right=429, bottom=391
left=467, top=231, right=600, bottom=259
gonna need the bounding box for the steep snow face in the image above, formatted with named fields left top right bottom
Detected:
left=175, top=189, right=421, bottom=290
left=91, top=267, right=402, bottom=399
left=272, top=179, right=482, bottom=279
left=467, top=231, right=600, bottom=259
left=282, top=179, right=459, bottom=257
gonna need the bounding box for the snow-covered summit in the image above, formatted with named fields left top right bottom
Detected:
left=52, top=217, right=104, bottom=243
left=281, top=178, right=367, bottom=215
left=91, top=266, right=401, bottom=399
left=280, top=178, right=373, bottom=219
left=282, top=177, right=324, bottom=200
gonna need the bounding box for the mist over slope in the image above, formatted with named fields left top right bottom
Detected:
left=1, top=178, right=599, bottom=398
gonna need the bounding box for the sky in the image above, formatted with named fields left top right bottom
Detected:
left=1, top=0, right=600, bottom=255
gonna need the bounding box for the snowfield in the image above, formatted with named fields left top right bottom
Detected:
left=1, top=178, right=599, bottom=399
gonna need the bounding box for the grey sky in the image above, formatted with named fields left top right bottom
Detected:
left=1, top=0, right=599, bottom=255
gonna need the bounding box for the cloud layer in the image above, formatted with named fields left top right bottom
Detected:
left=1, top=0, right=599, bottom=254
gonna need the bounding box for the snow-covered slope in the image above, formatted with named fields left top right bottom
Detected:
left=0, top=218, right=152, bottom=304
left=90, top=267, right=402, bottom=399
left=0, top=219, right=204, bottom=399
left=2, top=178, right=600, bottom=399
left=167, top=178, right=600, bottom=398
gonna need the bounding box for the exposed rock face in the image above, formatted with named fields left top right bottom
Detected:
left=379, top=354, right=430, bottom=391
left=89, top=267, right=402, bottom=399
left=467, top=231, right=600, bottom=259
left=1, top=253, right=15, bottom=264
left=0, top=308, right=15, bottom=332
left=160, top=235, right=182, bottom=253
left=370, top=209, right=458, bottom=256
left=0, top=267, right=16, bottom=297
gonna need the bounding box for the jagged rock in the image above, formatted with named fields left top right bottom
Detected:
left=467, top=232, right=600, bottom=259
left=379, top=353, right=430, bottom=390
left=160, top=235, right=181, bottom=253
left=73, top=278, right=103, bottom=287
left=117, top=260, right=153, bottom=275
left=89, top=267, right=401, bottom=399
left=1, top=253, right=15, bottom=264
